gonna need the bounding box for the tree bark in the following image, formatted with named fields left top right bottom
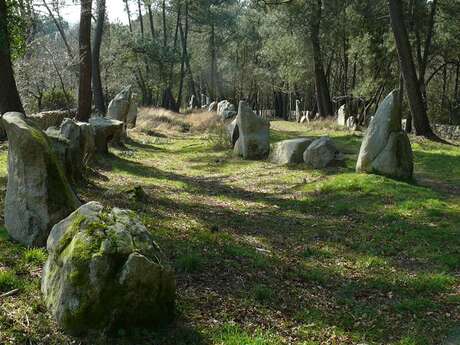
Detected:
left=310, top=0, right=333, bottom=117
left=77, top=0, right=93, bottom=122
left=388, top=0, right=433, bottom=137
left=92, top=0, right=106, bottom=115
left=0, top=0, right=24, bottom=114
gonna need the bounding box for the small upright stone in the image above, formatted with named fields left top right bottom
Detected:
left=2, top=112, right=80, bottom=247
left=208, top=101, right=217, bottom=112
left=42, top=202, right=175, bottom=335
left=295, top=100, right=302, bottom=123
left=337, top=105, right=347, bottom=126
left=233, top=101, right=270, bottom=160
left=356, top=90, right=413, bottom=180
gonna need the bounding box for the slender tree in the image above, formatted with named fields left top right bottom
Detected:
left=0, top=0, right=24, bottom=115
left=388, top=0, right=433, bottom=136
left=77, top=0, right=93, bottom=122
left=92, top=0, right=106, bottom=114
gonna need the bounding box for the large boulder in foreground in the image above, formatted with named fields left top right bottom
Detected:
left=303, top=136, right=344, bottom=169
left=89, top=117, right=124, bottom=153
left=2, top=112, right=80, bottom=247
left=234, top=101, right=270, bottom=160
left=356, top=90, right=413, bottom=179
left=42, top=202, right=175, bottom=335
left=270, top=138, right=313, bottom=165
left=217, top=100, right=237, bottom=119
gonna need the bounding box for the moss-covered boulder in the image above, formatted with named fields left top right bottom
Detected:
left=41, top=202, right=175, bottom=335
left=1, top=112, right=80, bottom=247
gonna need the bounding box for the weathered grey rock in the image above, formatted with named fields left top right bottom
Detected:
left=233, top=101, right=270, bottom=159
left=346, top=116, right=357, bottom=130
left=76, top=121, right=96, bottom=165
left=303, top=136, right=344, bottom=169
left=126, top=98, right=138, bottom=129
left=46, top=119, right=96, bottom=182
left=2, top=112, right=80, bottom=247
left=107, top=86, right=132, bottom=123
left=208, top=101, right=217, bottom=112
left=356, top=90, right=413, bottom=179
left=107, top=86, right=132, bottom=141
left=225, top=117, right=239, bottom=148
left=189, top=95, right=196, bottom=110
left=89, top=117, right=124, bottom=153
left=42, top=202, right=175, bottom=335
left=217, top=100, right=237, bottom=119
left=270, top=138, right=314, bottom=165
left=337, top=105, right=347, bottom=126
left=370, top=132, right=413, bottom=179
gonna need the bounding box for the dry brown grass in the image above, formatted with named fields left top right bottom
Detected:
left=135, top=107, right=221, bottom=136
left=303, top=117, right=345, bottom=132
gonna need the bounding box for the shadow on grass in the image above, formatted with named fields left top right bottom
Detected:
left=79, top=137, right=460, bottom=344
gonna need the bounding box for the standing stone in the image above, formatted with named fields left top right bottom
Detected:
left=89, top=117, right=124, bottom=153
left=76, top=121, right=96, bottom=165
left=303, top=136, right=344, bottom=169
left=226, top=117, right=239, bottom=148
left=127, top=96, right=138, bottom=129
left=42, top=202, right=175, bottom=335
left=217, top=100, right=237, bottom=119
left=107, top=86, right=132, bottom=140
left=337, top=104, right=347, bottom=126
left=356, top=90, right=413, bottom=180
left=270, top=138, right=314, bottom=165
left=234, top=101, right=270, bottom=159
left=346, top=116, right=357, bottom=130
left=2, top=112, right=80, bottom=247
left=189, top=95, right=196, bottom=110
left=295, top=100, right=301, bottom=123
left=201, top=93, right=207, bottom=108
left=208, top=101, right=218, bottom=112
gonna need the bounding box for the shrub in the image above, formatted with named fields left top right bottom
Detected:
left=41, top=89, right=75, bottom=111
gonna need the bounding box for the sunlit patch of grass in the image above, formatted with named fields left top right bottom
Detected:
left=404, top=272, right=456, bottom=294
left=213, top=323, right=279, bottom=345
left=0, top=270, right=21, bottom=292
left=23, top=248, right=47, bottom=265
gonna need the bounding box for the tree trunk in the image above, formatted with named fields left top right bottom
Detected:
left=0, top=0, right=24, bottom=114
left=388, top=0, right=433, bottom=137
left=124, top=0, right=133, bottom=32
left=310, top=0, right=333, bottom=117
left=77, top=0, right=92, bottom=122
left=92, top=0, right=106, bottom=115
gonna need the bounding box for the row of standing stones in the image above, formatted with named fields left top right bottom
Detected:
left=0, top=89, right=412, bottom=335
left=1, top=86, right=175, bottom=335
left=218, top=90, right=413, bottom=179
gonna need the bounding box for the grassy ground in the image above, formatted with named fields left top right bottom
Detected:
left=0, top=113, right=459, bottom=345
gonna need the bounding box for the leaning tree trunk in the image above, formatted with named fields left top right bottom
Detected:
left=0, top=0, right=24, bottom=115
left=388, top=0, right=433, bottom=137
left=77, top=0, right=93, bottom=122
left=310, top=0, right=333, bottom=118
left=92, top=0, right=106, bottom=115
